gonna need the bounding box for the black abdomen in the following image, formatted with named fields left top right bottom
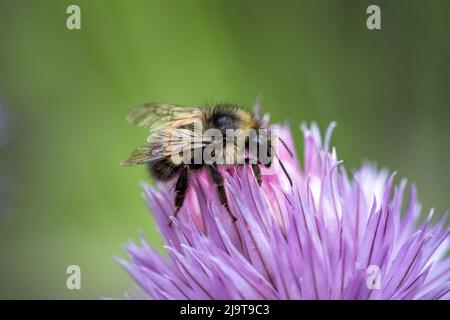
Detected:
left=148, top=157, right=183, bottom=181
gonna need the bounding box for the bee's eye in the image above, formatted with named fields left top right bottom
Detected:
left=213, top=115, right=237, bottom=130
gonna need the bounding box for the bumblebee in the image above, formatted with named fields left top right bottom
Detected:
left=121, top=103, right=291, bottom=224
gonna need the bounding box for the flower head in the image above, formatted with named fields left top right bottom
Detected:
left=119, top=119, right=449, bottom=300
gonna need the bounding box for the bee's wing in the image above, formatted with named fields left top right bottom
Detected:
left=120, top=146, right=153, bottom=166
left=122, top=124, right=210, bottom=166
left=121, top=140, right=209, bottom=166
left=123, top=103, right=206, bottom=166
left=126, top=103, right=201, bottom=129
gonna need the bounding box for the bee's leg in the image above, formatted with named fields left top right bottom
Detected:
left=277, top=159, right=293, bottom=186
left=170, top=167, right=189, bottom=226
left=257, top=136, right=292, bottom=186
left=207, top=164, right=237, bottom=222
left=252, top=164, right=262, bottom=186
left=245, top=157, right=262, bottom=186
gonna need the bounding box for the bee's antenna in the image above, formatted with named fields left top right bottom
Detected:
left=279, top=137, right=294, bottom=158
left=275, top=153, right=293, bottom=186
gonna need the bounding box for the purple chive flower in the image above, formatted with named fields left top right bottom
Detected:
left=119, top=120, right=449, bottom=300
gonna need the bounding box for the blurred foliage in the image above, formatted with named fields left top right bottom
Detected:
left=0, top=0, right=448, bottom=298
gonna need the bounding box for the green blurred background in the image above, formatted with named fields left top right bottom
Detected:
left=0, top=0, right=448, bottom=299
